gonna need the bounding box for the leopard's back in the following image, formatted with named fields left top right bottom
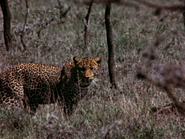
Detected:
left=0, top=63, right=62, bottom=111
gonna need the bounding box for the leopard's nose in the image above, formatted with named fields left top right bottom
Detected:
left=85, top=76, right=90, bottom=80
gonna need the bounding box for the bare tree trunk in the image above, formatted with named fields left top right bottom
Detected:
left=184, top=12, right=185, bottom=32
left=84, top=3, right=93, bottom=51
left=105, top=3, right=121, bottom=91
left=0, top=0, right=12, bottom=51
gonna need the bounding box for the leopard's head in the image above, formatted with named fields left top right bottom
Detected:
left=73, top=56, right=101, bottom=87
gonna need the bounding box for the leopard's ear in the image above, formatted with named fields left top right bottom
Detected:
left=73, top=56, right=82, bottom=65
left=94, top=57, right=101, bottom=65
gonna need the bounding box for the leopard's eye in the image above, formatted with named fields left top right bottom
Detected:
left=80, top=67, right=86, bottom=71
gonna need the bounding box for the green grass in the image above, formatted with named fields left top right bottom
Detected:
left=1, top=0, right=185, bottom=138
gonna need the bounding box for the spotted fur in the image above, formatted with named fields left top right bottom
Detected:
left=0, top=56, right=101, bottom=115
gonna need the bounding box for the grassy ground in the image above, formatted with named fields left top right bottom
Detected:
left=1, top=0, right=185, bottom=138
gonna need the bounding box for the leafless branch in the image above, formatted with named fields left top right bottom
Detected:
left=183, top=1, right=185, bottom=32
left=37, top=18, right=54, bottom=38
left=57, top=0, right=70, bottom=22
left=36, top=6, right=70, bottom=38
left=136, top=0, right=185, bottom=11
left=84, top=3, right=93, bottom=52
left=74, top=0, right=140, bottom=10
left=137, top=69, right=185, bottom=113
left=61, top=6, right=70, bottom=18
left=74, top=0, right=185, bottom=12
left=20, top=0, right=29, bottom=50
left=57, top=0, right=63, bottom=20
left=119, top=1, right=140, bottom=10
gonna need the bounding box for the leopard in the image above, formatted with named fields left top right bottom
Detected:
left=0, top=56, right=101, bottom=115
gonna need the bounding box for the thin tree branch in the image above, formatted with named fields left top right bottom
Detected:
left=37, top=18, right=54, bottom=38
left=84, top=3, right=93, bottom=52
left=119, top=1, right=140, bottom=10
left=137, top=72, right=185, bottom=112
left=57, top=0, right=63, bottom=20
left=183, top=1, right=185, bottom=32
left=57, top=0, right=70, bottom=22
left=61, top=6, right=70, bottom=18
left=74, top=0, right=140, bottom=10
left=20, top=0, right=29, bottom=50
left=137, top=0, right=185, bottom=11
